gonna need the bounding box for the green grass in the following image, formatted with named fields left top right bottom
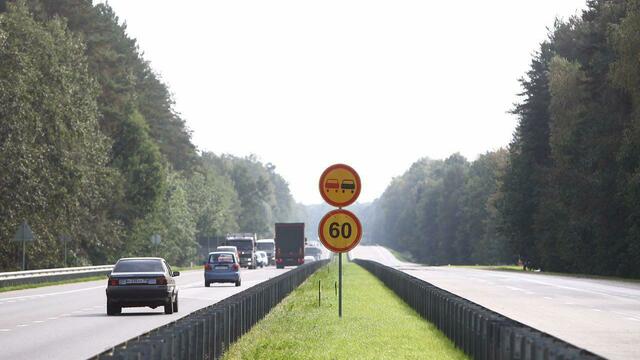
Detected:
left=0, top=275, right=107, bottom=293
left=173, top=265, right=201, bottom=272
left=223, top=261, right=468, bottom=360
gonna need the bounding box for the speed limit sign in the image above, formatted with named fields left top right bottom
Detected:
left=318, top=209, right=362, bottom=253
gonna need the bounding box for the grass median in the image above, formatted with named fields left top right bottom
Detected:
left=223, top=260, right=467, bottom=360
left=0, top=275, right=107, bottom=293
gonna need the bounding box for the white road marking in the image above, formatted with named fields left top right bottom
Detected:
left=7, top=300, right=15, bottom=303
left=564, top=302, right=575, bottom=305
left=0, top=329, right=10, bottom=332
left=60, top=313, right=71, bottom=316
left=17, top=324, right=29, bottom=327
left=626, top=317, right=640, bottom=322
left=505, top=286, right=525, bottom=291
left=0, top=285, right=105, bottom=302
left=543, top=297, right=553, bottom=300
left=47, top=317, right=58, bottom=320
left=591, top=309, right=602, bottom=312
left=32, top=320, right=45, bottom=323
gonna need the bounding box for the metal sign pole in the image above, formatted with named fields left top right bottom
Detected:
left=339, top=252, right=342, bottom=318
left=22, top=239, right=26, bottom=271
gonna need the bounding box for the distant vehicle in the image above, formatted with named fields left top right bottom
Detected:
left=255, top=251, right=268, bottom=268
left=304, top=255, right=316, bottom=263
left=256, top=239, right=275, bottom=265
left=305, top=245, right=323, bottom=261
left=325, top=179, right=339, bottom=192
left=341, top=179, right=356, bottom=193
left=224, top=233, right=257, bottom=269
left=204, top=252, right=241, bottom=287
left=106, top=257, right=179, bottom=316
left=275, top=223, right=305, bottom=269
left=216, top=245, right=239, bottom=260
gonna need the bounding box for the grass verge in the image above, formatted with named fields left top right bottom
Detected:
left=223, top=260, right=468, bottom=360
left=0, top=275, right=107, bottom=293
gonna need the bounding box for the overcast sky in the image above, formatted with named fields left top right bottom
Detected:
left=102, top=0, right=586, bottom=205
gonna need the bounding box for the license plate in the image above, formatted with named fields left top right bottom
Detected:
left=214, top=265, right=228, bottom=270
left=122, top=278, right=153, bottom=285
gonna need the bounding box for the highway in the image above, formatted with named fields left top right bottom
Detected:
left=351, top=245, right=640, bottom=360
left=0, top=266, right=289, bottom=360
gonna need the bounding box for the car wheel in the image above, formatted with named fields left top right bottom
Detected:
left=173, top=294, right=178, bottom=313
left=107, top=302, right=121, bottom=316
left=205, top=281, right=210, bottom=287
left=235, top=280, right=241, bottom=287
left=164, top=299, right=174, bottom=315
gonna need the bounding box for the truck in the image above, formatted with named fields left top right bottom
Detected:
left=224, top=233, right=257, bottom=269
left=275, top=223, right=305, bottom=269
left=256, top=238, right=275, bottom=265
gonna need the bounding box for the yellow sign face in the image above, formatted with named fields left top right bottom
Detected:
left=319, top=164, right=361, bottom=207
left=318, top=209, right=362, bottom=253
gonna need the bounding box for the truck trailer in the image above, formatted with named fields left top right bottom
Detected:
left=274, top=223, right=305, bottom=269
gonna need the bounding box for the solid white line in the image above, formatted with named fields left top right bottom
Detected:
left=0, top=329, right=10, bottom=332
left=591, top=308, right=602, bottom=312
left=32, top=320, right=45, bottom=323
left=17, top=324, right=28, bottom=327
left=0, top=285, right=105, bottom=302
left=47, top=317, right=58, bottom=320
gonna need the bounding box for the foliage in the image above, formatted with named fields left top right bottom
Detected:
left=0, top=1, right=298, bottom=269
left=368, top=0, right=640, bottom=277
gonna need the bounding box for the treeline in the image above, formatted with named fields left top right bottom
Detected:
left=368, top=151, right=510, bottom=266
left=369, top=0, right=640, bottom=278
left=0, top=0, right=299, bottom=270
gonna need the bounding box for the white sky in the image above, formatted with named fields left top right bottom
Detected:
left=102, top=0, right=586, bottom=204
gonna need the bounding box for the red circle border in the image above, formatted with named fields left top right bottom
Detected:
left=317, top=209, right=362, bottom=253
left=318, top=163, right=362, bottom=207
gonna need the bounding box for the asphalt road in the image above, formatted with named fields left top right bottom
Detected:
left=351, top=245, right=640, bottom=360
left=0, top=266, right=290, bottom=360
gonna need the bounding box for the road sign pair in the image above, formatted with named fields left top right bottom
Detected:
left=318, top=164, right=362, bottom=253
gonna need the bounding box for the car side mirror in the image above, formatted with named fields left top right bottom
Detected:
left=173, top=271, right=180, bottom=277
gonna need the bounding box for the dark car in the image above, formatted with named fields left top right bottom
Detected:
left=341, top=179, right=356, bottom=193
left=106, top=257, right=179, bottom=315
left=204, top=251, right=241, bottom=287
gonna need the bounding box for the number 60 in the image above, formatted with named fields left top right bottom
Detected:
left=329, top=222, right=352, bottom=238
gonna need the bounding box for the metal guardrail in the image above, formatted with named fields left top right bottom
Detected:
left=92, top=259, right=329, bottom=360
left=352, top=259, right=604, bottom=360
left=0, top=265, right=113, bottom=288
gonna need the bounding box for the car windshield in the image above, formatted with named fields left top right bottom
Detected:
left=114, top=259, right=164, bottom=273
left=257, top=242, right=274, bottom=251
left=210, top=253, right=235, bottom=263
left=226, top=240, right=253, bottom=250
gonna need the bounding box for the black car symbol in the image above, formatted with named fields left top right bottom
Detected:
left=341, top=180, right=356, bottom=193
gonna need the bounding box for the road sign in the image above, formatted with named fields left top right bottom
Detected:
left=150, top=234, right=161, bottom=245
left=318, top=209, right=362, bottom=253
left=13, top=221, right=34, bottom=242
left=319, top=163, right=361, bottom=207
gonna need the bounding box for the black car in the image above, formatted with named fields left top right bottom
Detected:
left=106, top=257, right=179, bottom=315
